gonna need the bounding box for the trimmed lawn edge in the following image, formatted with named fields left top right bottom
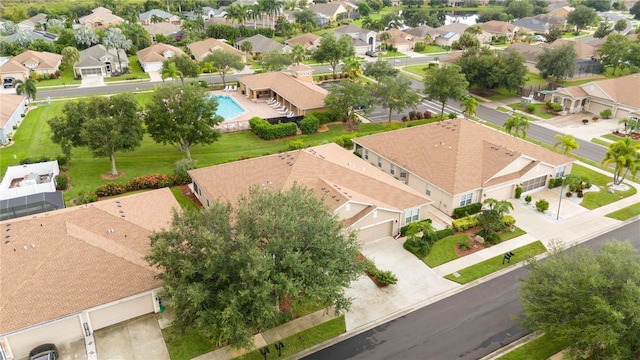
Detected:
left=498, top=332, right=571, bottom=360
left=445, top=241, right=546, bottom=284
left=605, top=202, right=640, bottom=221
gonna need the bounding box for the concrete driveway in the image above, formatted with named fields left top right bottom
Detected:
left=94, top=314, right=169, bottom=360
left=345, top=237, right=458, bottom=331
left=80, top=76, right=105, bottom=88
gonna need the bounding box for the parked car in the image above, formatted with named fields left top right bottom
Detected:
left=365, top=50, right=378, bottom=57
left=535, top=35, right=546, bottom=42
left=3, top=78, right=14, bottom=89
left=29, top=344, right=58, bottom=360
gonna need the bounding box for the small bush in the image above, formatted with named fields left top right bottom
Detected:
left=55, top=173, right=68, bottom=190
left=525, top=104, right=535, bottom=113
left=502, top=214, right=516, bottom=227
left=374, top=270, right=398, bottom=285
left=360, top=257, right=377, bottom=275
left=56, top=154, right=68, bottom=167
left=457, top=238, right=471, bottom=250
left=288, top=139, right=305, bottom=150
left=535, top=199, right=549, bottom=212
left=413, top=41, right=426, bottom=52
left=599, top=109, right=612, bottom=119
left=75, top=191, right=97, bottom=205
left=548, top=178, right=556, bottom=188
left=478, top=229, right=501, bottom=245
left=300, top=114, right=319, bottom=134
left=453, top=202, right=482, bottom=219
left=173, top=158, right=197, bottom=184
left=20, top=158, right=35, bottom=165
left=434, top=228, right=455, bottom=240
left=524, top=195, right=532, bottom=204
left=452, top=215, right=479, bottom=232
left=515, top=186, right=523, bottom=199
left=249, top=117, right=297, bottom=140
left=550, top=102, right=563, bottom=113
left=448, top=113, right=457, bottom=119
left=400, top=218, right=432, bottom=236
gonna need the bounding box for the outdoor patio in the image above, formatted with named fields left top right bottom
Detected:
left=209, top=89, right=282, bottom=133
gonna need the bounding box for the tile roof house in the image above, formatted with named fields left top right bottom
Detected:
left=187, top=38, right=246, bottom=62
left=480, top=20, right=520, bottom=39
left=433, top=23, right=468, bottom=47
left=284, top=33, right=322, bottom=50
left=383, top=28, right=419, bottom=52
left=77, top=7, right=124, bottom=30
left=236, top=34, right=288, bottom=55
left=17, top=13, right=47, bottom=31
left=504, top=43, right=545, bottom=72
left=546, top=39, right=598, bottom=60
left=1, top=30, right=59, bottom=44
left=183, top=6, right=221, bottom=21
left=189, top=143, right=434, bottom=243
left=238, top=64, right=327, bottom=116
left=0, top=50, right=62, bottom=84
left=136, top=43, right=185, bottom=72
left=74, top=44, right=129, bottom=78
left=0, top=94, right=26, bottom=145
left=405, top=25, right=439, bottom=41
left=333, top=25, right=376, bottom=55
left=547, top=73, right=640, bottom=119
left=353, top=119, right=574, bottom=216
left=139, top=9, right=182, bottom=25
left=309, top=3, right=348, bottom=21
left=143, top=22, right=183, bottom=41
left=0, top=188, right=179, bottom=359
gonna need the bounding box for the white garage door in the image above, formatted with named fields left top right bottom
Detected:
left=588, top=101, right=609, bottom=116
left=81, top=68, right=103, bottom=77
left=89, top=295, right=154, bottom=330
left=357, top=220, right=394, bottom=244
left=6, top=316, right=83, bottom=359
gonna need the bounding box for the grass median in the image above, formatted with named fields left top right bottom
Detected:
left=605, top=203, right=640, bottom=221
left=498, top=333, right=571, bottom=360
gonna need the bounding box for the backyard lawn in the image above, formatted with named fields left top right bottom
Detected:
left=570, top=164, right=637, bottom=209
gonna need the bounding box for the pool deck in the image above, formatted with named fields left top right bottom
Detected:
left=210, top=90, right=282, bottom=133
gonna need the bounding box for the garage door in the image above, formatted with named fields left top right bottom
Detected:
left=81, top=68, right=103, bottom=77
left=357, top=220, right=393, bottom=244
left=89, top=295, right=154, bottom=330
left=6, top=316, right=83, bottom=359
left=587, top=101, right=609, bottom=115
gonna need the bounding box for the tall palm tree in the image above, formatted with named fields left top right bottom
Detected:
left=482, top=198, right=513, bottom=216
left=619, top=117, right=640, bottom=135
left=248, top=4, right=262, bottom=28
left=14, top=78, right=37, bottom=102
left=602, top=137, right=640, bottom=185
left=554, top=134, right=580, bottom=154
left=291, top=43, right=305, bottom=65
left=341, top=57, right=362, bottom=79
left=201, top=61, right=216, bottom=82
left=504, top=115, right=530, bottom=138
left=162, top=62, right=183, bottom=83
left=224, top=4, right=242, bottom=25
left=379, top=31, right=391, bottom=51
left=461, top=96, right=478, bottom=119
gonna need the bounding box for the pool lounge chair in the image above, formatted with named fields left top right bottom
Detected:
left=231, top=85, right=237, bottom=91
left=266, top=98, right=275, bottom=104
left=223, top=85, right=230, bottom=91
left=286, top=111, right=294, bottom=118
left=271, top=102, right=281, bottom=108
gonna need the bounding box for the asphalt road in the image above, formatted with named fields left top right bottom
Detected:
left=303, top=220, right=640, bottom=360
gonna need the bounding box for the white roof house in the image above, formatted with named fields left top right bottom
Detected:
left=0, top=161, right=60, bottom=200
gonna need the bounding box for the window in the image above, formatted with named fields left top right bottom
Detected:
left=404, top=208, right=419, bottom=224
left=390, top=164, right=395, bottom=176
left=193, top=182, right=200, bottom=196
left=364, top=149, right=369, bottom=160
left=555, top=165, right=566, bottom=179
left=399, top=169, right=407, bottom=178
left=459, top=193, right=473, bottom=207
left=425, top=185, right=431, bottom=196
left=377, top=156, right=382, bottom=168
left=521, top=175, right=547, bottom=192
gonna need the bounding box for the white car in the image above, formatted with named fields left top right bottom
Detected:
left=535, top=35, right=546, bottom=42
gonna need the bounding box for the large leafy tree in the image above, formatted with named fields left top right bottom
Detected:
left=102, top=27, right=132, bottom=73
left=61, top=46, right=80, bottom=68
left=162, top=54, right=200, bottom=83
left=504, top=115, right=530, bottom=138
left=324, top=80, right=373, bottom=130
left=536, top=43, right=577, bottom=80
left=422, top=64, right=469, bottom=118
left=456, top=47, right=527, bottom=92
left=373, top=76, right=421, bottom=122
left=631, top=1, right=640, bottom=20
left=554, top=134, right=580, bottom=155
left=597, top=34, right=631, bottom=75
left=14, top=78, right=37, bottom=102
left=146, top=185, right=362, bottom=349
left=566, top=5, right=598, bottom=32
left=144, top=83, right=223, bottom=160
left=520, top=241, right=640, bottom=360
left=312, top=35, right=355, bottom=77
left=601, top=136, right=640, bottom=185
left=258, top=50, right=293, bottom=71
left=203, top=50, right=244, bottom=88
left=363, top=59, right=399, bottom=81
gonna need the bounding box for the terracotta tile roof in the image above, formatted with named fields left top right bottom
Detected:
left=584, top=73, right=640, bottom=109
left=385, top=28, right=414, bottom=44
left=79, top=6, right=124, bottom=25
left=142, top=22, right=182, bottom=36
left=353, top=119, right=573, bottom=195
left=284, top=33, right=321, bottom=49
left=0, top=50, right=62, bottom=73
left=0, top=189, right=179, bottom=334
left=188, top=143, right=431, bottom=218
left=0, top=95, right=25, bottom=128
left=137, top=43, right=185, bottom=63
left=239, top=71, right=328, bottom=110
left=187, top=38, right=243, bottom=61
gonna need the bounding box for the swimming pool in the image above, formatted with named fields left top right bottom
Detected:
left=209, top=95, right=246, bottom=121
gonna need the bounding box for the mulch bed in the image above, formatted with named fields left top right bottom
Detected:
left=453, top=226, right=489, bottom=258
left=178, top=184, right=203, bottom=207
left=612, top=131, right=640, bottom=140
left=101, top=171, right=124, bottom=180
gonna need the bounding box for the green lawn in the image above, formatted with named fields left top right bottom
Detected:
left=508, top=102, right=556, bottom=119
left=35, top=66, right=81, bottom=87
left=237, top=316, right=345, bottom=360
left=524, top=73, right=547, bottom=85
left=170, top=186, right=200, bottom=211
left=423, top=234, right=468, bottom=267
left=500, top=226, right=526, bottom=241
left=445, top=241, right=547, bottom=284
left=570, top=164, right=637, bottom=209
left=605, top=202, right=640, bottom=221
left=562, top=31, right=588, bottom=38
left=403, top=63, right=433, bottom=77
left=163, top=326, right=218, bottom=360
left=417, top=45, right=448, bottom=54
left=498, top=333, right=571, bottom=360
left=591, top=137, right=611, bottom=147
left=602, top=134, right=640, bottom=146
left=377, top=51, right=408, bottom=59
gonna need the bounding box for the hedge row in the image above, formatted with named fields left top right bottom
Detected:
left=452, top=202, right=482, bottom=219
left=548, top=177, right=563, bottom=189
left=300, top=114, right=319, bottom=134
left=95, top=173, right=187, bottom=197
left=249, top=117, right=297, bottom=140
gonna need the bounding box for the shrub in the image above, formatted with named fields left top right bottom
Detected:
left=20, top=158, right=35, bottom=165
left=55, top=173, right=68, bottom=190
left=360, top=257, right=377, bottom=275
left=448, top=113, right=457, bottom=119
left=416, top=111, right=424, bottom=120
left=75, top=191, right=97, bottom=205
left=535, top=199, right=549, bottom=212
left=401, top=115, right=408, bottom=122
left=56, top=154, right=68, bottom=167
left=452, top=202, right=482, bottom=219
left=550, top=102, right=563, bottom=113
left=413, top=41, right=426, bottom=52
left=478, top=229, right=501, bottom=245
left=174, top=158, right=197, bottom=184
left=310, top=112, right=335, bottom=125
left=409, top=110, right=417, bottom=120
left=434, top=228, right=455, bottom=240
left=374, top=270, right=398, bottom=285
left=457, top=238, right=471, bottom=250
left=502, top=214, right=516, bottom=227
left=524, top=195, right=532, bottom=204
left=599, top=109, right=612, bottom=119
left=95, top=182, right=128, bottom=197
left=452, top=215, right=479, bottom=232
left=566, top=191, right=573, bottom=197
left=288, top=139, right=305, bottom=150
left=515, top=186, right=523, bottom=199
left=400, top=218, right=432, bottom=236
left=300, top=114, right=319, bottom=134
left=249, top=117, right=297, bottom=140
left=423, top=110, right=432, bottom=119
left=525, top=104, right=535, bottom=113
left=548, top=178, right=556, bottom=188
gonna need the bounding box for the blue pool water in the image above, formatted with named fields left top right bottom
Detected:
left=209, top=95, right=246, bottom=121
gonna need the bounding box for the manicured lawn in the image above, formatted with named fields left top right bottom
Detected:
left=163, top=326, right=218, bottom=360
left=237, top=316, right=345, bottom=360
left=417, top=45, right=448, bottom=54
left=562, top=31, right=588, bottom=38
left=377, top=51, right=408, bottom=59
left=404, top=63, right=433, bottom=77
left=35, top=66, right=80, bottom=87
left=500, top=226, right=526, bottom=241
left=508, top=102, right=556, bottom=119
left=423, top=234, right=468, bottom=267
left=445, top=241, right=547, bottom=284
left=524, top=73, right=547, bottom=85
left=498, top=333, right=571, bottom=360
left=602, top=134, right=640, bottom=146
left=170, top=186, right=199, bottom=211
left=561, top=77, right=604, bottom=87
left=570, top=164, right=637, bottom=209
left=590, top=137, right=611, bottom=147
left=605, top=202, right=640, bottom=221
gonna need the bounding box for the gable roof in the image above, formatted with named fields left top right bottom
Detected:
left=0, top=50, right=61, bottom=73
left=0, top=95, right=26, bottom=128
left=569, top=74, right=640, bottom=109
left=137, top=43, right=185, bottom=63
left=309, top=3, right=346, bottom=17
left=237, top=34, right=285, bottom=53
left=384, top=28, right=414, bottom=44
left=405, top=25, right=437, bottom=38
left=334, top=24, right=373, bottom=36
left=188, top=143, right=431, bottom=216
left=75, top=44, right=127, bottom=68
left=139, top=9, right=177, bottom=21
left=547, top=38, right=597, bottom=59
left=79, top=6, right=124, bottom=25
left=353, top=119, right=573, bottom=195
left=0, top=188, right=179, bottom=334
left=1, top=30, right=59, bottom=43
left=17, top=13, right=47, bottom=29
left=480, top=20, right=517, bottom=34
left=504, top=42, right=545, bottom=62
left=284, top=33, right=322, bottom=49
left=143, top=22, right=182, bottom=36
left=436, top=22, right=469, bottom=35
left=239, top=71, right=327, bottom=110
left=187, top=38, right=243, bottom=60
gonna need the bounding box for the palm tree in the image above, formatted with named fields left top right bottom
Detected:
left=14, top=78, right=37, bottom=102
left=504, top=115, right=530, bottom=138
left=102, top=27, right=132, bottom=74
left=461, top=96, right=478, bottom=119
left=240, top=41, right=253, bottom=63
left=341, top=57, right=362, bottom=79
left=554, top=134, right=580, bottom=154
left=224, top=4, right=244, bottom=26
left=602, top=137, right=640, bottom=185
left=162, top=62, right=183, bottom=83
left=201, top=61, right=216, bottom=82
left=291, top=43, right=305, bottom=65
left=482, top=198, right=513, bottom=216
left=248, top=4, right=262, bottom=28
left=379, top=31, right=391, bottom=51
left=619, top=117, right=640, bottom=135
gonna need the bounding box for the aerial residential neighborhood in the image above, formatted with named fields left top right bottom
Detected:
left=0, top=0, right=639, bottom=359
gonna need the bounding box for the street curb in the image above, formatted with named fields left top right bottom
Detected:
left=290, top=218, right=636, bottom=359
left=479, top=332, right=542, bottom=360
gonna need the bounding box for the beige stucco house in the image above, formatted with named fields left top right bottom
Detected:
left=0, top=94, right=26, bottom=144
left=77, top=7, right=124, bottom=30
left=189, top=143, right=434, bottom=244
left=0, top=189, right=178, bottom=360
left=187, top=38, right=246, bottom=62
left=0, top=50, right=62, bottom=84
left=353, top=119, right=574, bottom=216
left=136, top=43, right=185, bottom=73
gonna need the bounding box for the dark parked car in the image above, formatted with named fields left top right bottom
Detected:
left=29, top=344, right=58, bottom=360
left=365, top=50, right=378, bottom=57
left=3, top=78, right=14, bottom=89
